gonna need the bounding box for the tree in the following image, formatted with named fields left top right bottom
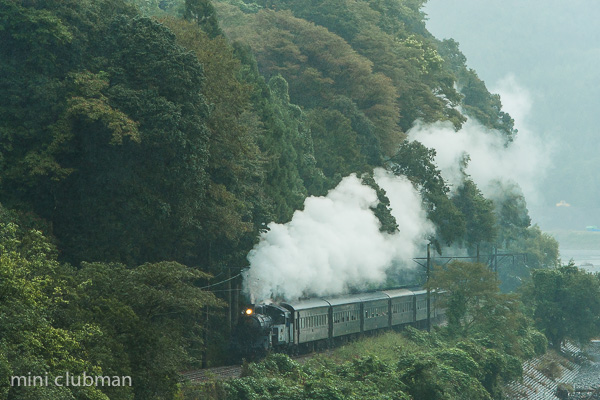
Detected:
left=452, top=179, right=497, bottom=249
left=217, top=8, right=402, bottom=156
left=231, top=43, right=327, bottom=220
left=57, top=261, right=222, bottom=399
left=389, top=140, right=466, bottom=247
left=0, top=221, right=110, bottom=400
left=184, top=0, right=223, bottom=37
left=486, top=181, right=559, bottom=292
left=0, top=1, right=216, bottom=266
left=522, top=265, right=600, bottom=349
left=427, top=261, right=499, bottom=336
left=436, top=38, right=516, bottom=141
left=427, top=261, right=543, bottom=360
left=238, top=0, right=466, bottom=131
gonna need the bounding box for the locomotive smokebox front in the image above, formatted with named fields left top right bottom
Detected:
left=240, top=309, right=273, bottom=336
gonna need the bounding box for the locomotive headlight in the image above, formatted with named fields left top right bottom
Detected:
left=245, top=308, right=253, bottom=315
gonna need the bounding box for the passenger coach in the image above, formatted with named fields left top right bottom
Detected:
left=232, top=288, right=446, bottom=356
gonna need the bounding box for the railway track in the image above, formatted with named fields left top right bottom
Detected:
left=181, top=364, right=243, bottom=382
left=180, top=349, right=334, bottom=383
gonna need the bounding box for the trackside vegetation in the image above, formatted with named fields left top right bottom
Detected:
left=2, top=0, right=595, bottom=399
left=189, top=261, right=600, bottom=399
left=188, top=262, right=550, bottom=400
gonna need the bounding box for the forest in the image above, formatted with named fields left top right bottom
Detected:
left=0, top=0, right=598, bottom=399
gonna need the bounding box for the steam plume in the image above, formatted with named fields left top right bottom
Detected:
left=407, top=76, right=552, bottom=204
left=244, top=169, right=433, bottom=302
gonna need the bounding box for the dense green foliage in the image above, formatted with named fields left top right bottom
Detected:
left=0, top=222, right=109, bottom=400
left=486, top=184, right=559, bottom=292
left=0, top=212, right=221, bottom=400
left=191, top=261, right=549, bottom=400
left=0, top=0, right=543, bottom=273
left=0, top=0, right=563, bottom=398
left=389, top=140, right=466, bottom=247
left=522, top=265, right=600, bottom=349
left=428, top=262, right=546, bottom=360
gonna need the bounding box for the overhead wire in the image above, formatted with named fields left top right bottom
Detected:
left=199, top=272, right=242, bottom=290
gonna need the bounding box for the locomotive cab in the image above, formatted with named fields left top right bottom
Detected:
left=257, top=304, right=291, bottom=348
left=233, top=303, right=292, bottom=358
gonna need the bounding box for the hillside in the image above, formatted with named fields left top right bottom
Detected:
left=0, top=0, right=565, bottom=399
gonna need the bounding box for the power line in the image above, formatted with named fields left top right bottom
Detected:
left=200, top=273, right=242, bottom=290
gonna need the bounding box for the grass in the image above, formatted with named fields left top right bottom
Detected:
left=329, top=330, right=422, bottom=364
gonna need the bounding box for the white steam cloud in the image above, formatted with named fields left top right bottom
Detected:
left=244, top=169, right=434, bottom=302
left=408, top=76, right=553, bottom=204
left=492, top=75, right=532, bottom=132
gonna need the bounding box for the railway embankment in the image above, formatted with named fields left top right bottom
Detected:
left=504, top=342, right=600, bottom=399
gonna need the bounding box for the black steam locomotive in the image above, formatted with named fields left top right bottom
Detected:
left=232, top=288, right=445, bottom=357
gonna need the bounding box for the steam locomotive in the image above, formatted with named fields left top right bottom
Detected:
left=231, top=288, right=445, bottom=358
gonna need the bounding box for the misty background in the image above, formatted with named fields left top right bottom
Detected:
left=424, top=0, right=600, bottom=236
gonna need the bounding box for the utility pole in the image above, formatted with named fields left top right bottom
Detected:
left=426, top=243, right=431, bottom=332
left=227, top=267, right=232, bottom=331
left=494, top=247, right=498, bottom=273
left=233, top=274, right=239, bottom=327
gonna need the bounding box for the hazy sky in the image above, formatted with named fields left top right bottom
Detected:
left=424, top=0, right=600, bottom=229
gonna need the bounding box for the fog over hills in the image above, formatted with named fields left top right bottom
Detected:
left=425, top=0, right=600, bottom=230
